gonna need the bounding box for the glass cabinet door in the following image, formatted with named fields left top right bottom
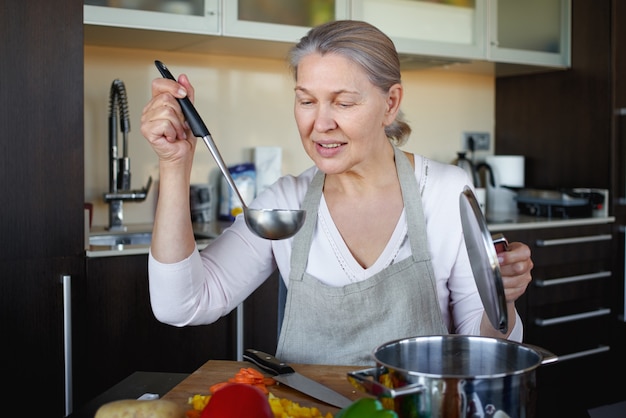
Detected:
left=350, top=0, right=486, bottom=61
left=488, top=0, right=570, bottom=67
left=84, top=0, right=220, bottom=35
left=223, top=0, right=349, bottom=42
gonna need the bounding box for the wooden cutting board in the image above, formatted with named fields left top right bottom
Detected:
left=161, top=360, right=366, bottom=415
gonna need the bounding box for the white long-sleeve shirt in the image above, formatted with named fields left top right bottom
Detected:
left=148, top=154, right=523, bottom=341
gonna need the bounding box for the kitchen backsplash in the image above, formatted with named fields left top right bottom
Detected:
left=84, top=46, right=494, bottom=227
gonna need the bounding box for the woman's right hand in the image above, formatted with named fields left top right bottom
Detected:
left=141, top=74, right=199, bottom=263
left=140, top=74, right=197, bottom=166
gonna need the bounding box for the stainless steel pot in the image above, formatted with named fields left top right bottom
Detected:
left=348, top=335, right=558, bottom=418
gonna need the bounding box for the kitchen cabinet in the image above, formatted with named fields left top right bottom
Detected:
left=495, top=0, right=611, bottom=193
left=1, top=0, right=85, bottom=416
left=611, top=0, right=626, bottom=406
left=611, top=0, right=626, bottom=325
left=499, top=221, right=615, bottom=416
left=488, top=0, right=570, bottom=69
left=223, top=0, right=348, bottom=43
left=2, top=258, right=83, bottom=417
left=495, top=0, right=625, bottom=414
left=83, top=0, right=345, bottom=58
left=73, top=253, right=280, bottom=409
left=73, top=254, right=237, bottom=408
left=350, top=0, right=570, bottom=73
left=83, top=0, right=570, bottom=75
left=350, top=0, right=486, bottom=63
left=84, top=0, right=221, bottom=35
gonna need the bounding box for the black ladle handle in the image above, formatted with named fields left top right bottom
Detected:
left=154, top=60, right=210, bottom=139
left=154, top=60, right=249, bottom=209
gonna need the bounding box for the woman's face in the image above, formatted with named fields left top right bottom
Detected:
left=293, top=53, right=401, bottom=175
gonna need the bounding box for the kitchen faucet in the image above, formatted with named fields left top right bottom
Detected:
left=104, top=79, right=152, bottom=231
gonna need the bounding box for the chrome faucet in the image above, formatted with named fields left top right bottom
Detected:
left=104, top=79, right=152, bottom=231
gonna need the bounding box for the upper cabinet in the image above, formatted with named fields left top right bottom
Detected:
left=83, top=0, right=570, bottom=74
left=223, top=0, right=348, bottom=42
left=84, top=0, right=221, bottom=34
left=351, top=0, right=486, bottom=65
left=488, top=0, right=570, bottom=68
left=350, top=0, right=570, bottom=72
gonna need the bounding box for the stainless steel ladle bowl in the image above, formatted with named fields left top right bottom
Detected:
left=155, top=60, right=305, bottom=240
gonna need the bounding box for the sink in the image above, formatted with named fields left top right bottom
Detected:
left=88, top=230, right=216, bottom=248
left=89, top=232, right=153, bottom=247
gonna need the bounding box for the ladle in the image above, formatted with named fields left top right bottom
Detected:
left=155, top=60, right=305, bottom=240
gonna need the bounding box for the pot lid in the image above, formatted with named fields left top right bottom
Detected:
left=459, top=186, right=508, bottom=334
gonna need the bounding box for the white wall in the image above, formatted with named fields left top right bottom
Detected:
left=85, top=46, right=494, bottom=227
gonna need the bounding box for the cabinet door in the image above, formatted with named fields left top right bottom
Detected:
left=84, top=0, right=221, bottom=35
left=223, top=0, right=349, bottom=41
left=350, top=0, right=486, bottom=61
left=1, top=257, right=83, bottom=418
left=503, top=223, right=617, bottom=415
left=2, top=0, right=84, bottom=416
left=74, top=255, right=236, bottom=408
left=243, top=270, right=280, bottom=355
left=488, top=0, right=571, bottom=68
left=2, top=1, right=84, bottom=263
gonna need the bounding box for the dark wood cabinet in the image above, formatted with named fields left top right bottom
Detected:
left=243, top=269, right=281, bottom=355
left=1, top=0, right=84, bottom=416
left=73, top=253, right=280, bottom=409
left=1, top=257, right=84, bottom=417
left=501, top=221, right=616, bottom=417
left=495, top=1, right=626, bottom=414
left=495, top=0, right=612, bottom=191
left=74, top=255, right=237, bottom=408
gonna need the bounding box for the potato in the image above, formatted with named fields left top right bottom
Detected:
left=94, top=399, right=184, bottom=418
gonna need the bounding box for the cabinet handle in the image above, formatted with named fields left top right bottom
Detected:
left=556, top=345, right=611, bottom=362
left=61, top=274, right=73, bottom=417
left=236, top=304, right=244, bottom=361
left=534, top=308, right=611, bottom=326
left=534, top=271, right=611, bottom=287
left=535, top=234, right=612, bottom=247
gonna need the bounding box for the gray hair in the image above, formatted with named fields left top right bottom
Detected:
left=288, top=20, right=411, bottom=146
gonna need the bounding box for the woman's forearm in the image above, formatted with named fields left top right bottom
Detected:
left=151, top=160, right=196, bottom=263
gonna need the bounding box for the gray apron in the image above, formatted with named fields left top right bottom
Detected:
left=276, top=146, right=448, bottom=365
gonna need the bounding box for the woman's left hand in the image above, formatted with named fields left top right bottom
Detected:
left=497, top=241, right=533, bottom=303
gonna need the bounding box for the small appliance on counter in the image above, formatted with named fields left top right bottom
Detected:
left=515, top=188, right=608, bottom=219
left=190, top=183, right=214, bottom=223
left=477, top=155, right=525, bottom=221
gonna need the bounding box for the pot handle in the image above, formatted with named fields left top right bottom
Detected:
left=523, top=343, right=559, bottom=365
left=347, top=367, right=425, bottom=399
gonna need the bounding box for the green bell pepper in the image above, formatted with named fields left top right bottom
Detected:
left=335, top=398, right=398, bottom=418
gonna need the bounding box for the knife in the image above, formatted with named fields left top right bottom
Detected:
left=243, top=348, right=353, bottom=409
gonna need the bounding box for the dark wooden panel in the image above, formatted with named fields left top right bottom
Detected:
left=504, top=222, right=616, bottom=415
left=244, top=269, right=280, bottom=354
left=614, top=1, right=626, bottom=109
left=495, top=0, right=612, bottom=191
left=0, top=0, right=85, bottom=261
left=612, top=0, right=626, bottom=199
left=536, top=350, right=615, bottom=418
left=73, top=255, right=237, bottom=408
left=1, top=257, right=84, bottom=417
left=1, top=1, right=85, bottom=416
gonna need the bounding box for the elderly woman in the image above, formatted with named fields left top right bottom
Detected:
left=140, top=20, right=533, bottom=365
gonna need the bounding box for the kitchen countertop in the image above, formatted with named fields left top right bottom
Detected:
left=85, top=222, right=228, bottom=258
left=85, top=216, right=616, bottom=258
